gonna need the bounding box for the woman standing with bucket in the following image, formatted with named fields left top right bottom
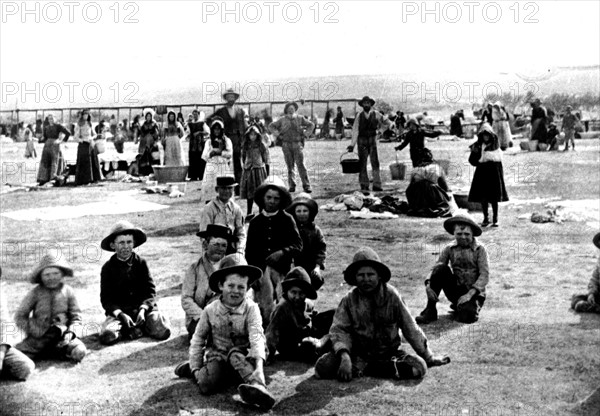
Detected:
left=74, top=109, right=102, bottom=186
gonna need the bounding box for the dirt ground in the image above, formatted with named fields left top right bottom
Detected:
left=1, top=137, right=599, bottom=416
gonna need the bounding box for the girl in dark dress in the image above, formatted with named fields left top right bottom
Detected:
left=405, top=148, right=452, bottom=218
left=468, top=123, right=509, bottom=227
left=334, top=107, right=345, bottom=140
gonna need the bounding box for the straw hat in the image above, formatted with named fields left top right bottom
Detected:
left=343, top=247, right=391, bottom=285
left=443, top=213, right=482, bottom=237
left=208, top=254, right=263, bottom=293
left=29, top=254, right=74, bottom=284
left=281, top=267, right=317, bottom=300
left=284, top=102, right=299, bottom=113
left=101, top=220, right=147, bottom=252
left=222, top=88, right=240, bottom=101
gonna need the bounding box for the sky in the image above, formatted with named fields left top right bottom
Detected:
left=1, top=0, right=599, bottom=108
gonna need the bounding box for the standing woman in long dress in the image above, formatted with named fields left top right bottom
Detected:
left=138, top=110, right=160, bottom=155
left=334, top=107, right=345, bottom=140
left=37, top=115, right=71, bottom=185
left=468, top=123, right=509, bottom=227
left=74, top=109, right=102, bottom=185
left=199, top=117, right=233, bottom=203
left=491, top=101, right=512, bottom=150
left=162, top=111, right=185, bottom=166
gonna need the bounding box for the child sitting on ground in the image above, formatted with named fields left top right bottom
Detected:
left=175, top=254, right=276, bottom=410
left=415, top=213, right=489, bottom=324
left=240, top=123, right=270, bottom=220
left=571, top=232, right=600, bottom=314
left=14, top=255, right=87, bottom=363
left=99, top=220, right=171, bottom=345
left=286, top=195, right=327, bottom=290
left=266, top=267, right=333, bottom=363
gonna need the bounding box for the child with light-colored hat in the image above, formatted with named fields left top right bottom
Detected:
left=14, top=255, right=87, bottom=363
left=98, top=220, right=171, bottom=345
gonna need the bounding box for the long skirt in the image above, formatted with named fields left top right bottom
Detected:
left=240, top=166, right=268, bottom=200
left=138, top=133, right=154, bottom=154
left=188, top=151, right=206, bottom=181
left=163, top=135, right=183, bottom=166
left=406, top=180, right=451, bottom=218
left=37, top=139, right=64, bottom=184
left=468, top=161, right=509, bottom=203
left=75, top=142, right=102, bottom=185
left=199, top=156, right=234, bottom=203
left=493, top=120, right=512, bottom=150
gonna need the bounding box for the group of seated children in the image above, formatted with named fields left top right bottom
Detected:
left=2, top=177, right=599, bottom=413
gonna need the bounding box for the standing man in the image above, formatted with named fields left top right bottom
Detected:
left=269, top=102, right=315, bottom=193
left=346, top=96, right=389, bottom=192
left=208, top=89, right=247, bottom=195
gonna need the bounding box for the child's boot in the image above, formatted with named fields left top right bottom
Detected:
left=238, top=382, right=276, bottom=409
left=415, top=287, right=439, bottom=325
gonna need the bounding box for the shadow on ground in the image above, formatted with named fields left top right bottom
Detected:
left=98, top=335, right=188, bottom=375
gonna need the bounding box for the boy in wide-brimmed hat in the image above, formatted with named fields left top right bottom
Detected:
left=176, top=254, right=276, bottom=410
left=14, top=255, right=87, bottom=363
left=198, top=175, right=246, bottom=255
left=315, top=247, right=450, bottom=382
left=245, top=180, right=303, bottom=326
left=268, top=101, right=315, bottom=193
left=571, top=233, right=600, bottom=314
left=266, top=267, right=334, bottom=363
left=286, top=194, right=327, bottom=290
left=181, top=224, right=232, bottom=339
left=415, top=213, right=489, bottom=325
left=347, top=96, right=391, bottom=192
left=99, top=220, right=171, bottom=345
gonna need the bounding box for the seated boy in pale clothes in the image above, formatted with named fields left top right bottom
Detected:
left=198, top=176, right=246, bottom=255
left=99, top=220, right=171, bottom=345
left=14, top=255, right=87, bottom=363
left=415, top=213, right=489, bottom=324
left=181, top=224, right=231, bottom=339
left=175, top=254, right=276, bottom=410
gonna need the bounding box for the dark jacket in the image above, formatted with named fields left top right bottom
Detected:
left=245, top=211, right=303, bottom=274
left=294, top=222, right=326, bottom=272
left=209, top=107, right=247, bottom=148
left=100, top=253, right=157, bottom=316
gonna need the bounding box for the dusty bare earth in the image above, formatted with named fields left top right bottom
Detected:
left=0, top=138, right=599, bottom=416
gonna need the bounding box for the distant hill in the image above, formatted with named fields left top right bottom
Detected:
left=6, top=66, right=599, bottom=113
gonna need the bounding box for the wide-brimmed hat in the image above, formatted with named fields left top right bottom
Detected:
left=281, top=267, right=317, bottom=300
left=208, top=254, right=263, bottom=293
left=286, top=194, right=318, bottom=222
left=443, top=213, right=482, bottom=237
left=29, top=254, right=74, bottom=284
left=215, top=176, right=237, bottom=188
left=253, top=178, right=292, bottom=210
left=593, top=232, right=600, bottom=249
left=343, top=247, right=391, bottom=285
left=406, top=118, right=420, bottom=128
left=565, top=105, right=573, bottom=111
left=196, top=224, right=234, bottom=241
left=284, top=102, right=299, bottom=113
left=101, top=220, right=147, bottom=251
left=222, top=88, right=240, bottom=101
left=358, top=96, right=376, bottom=107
